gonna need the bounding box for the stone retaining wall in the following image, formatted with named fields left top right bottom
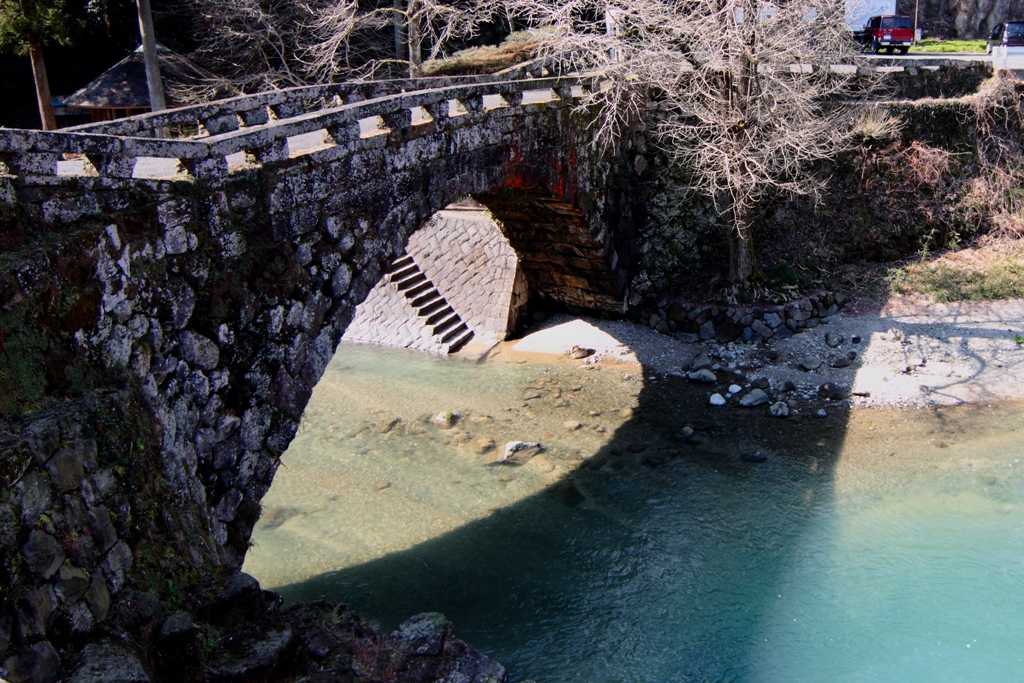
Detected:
left=642, top=292, right=850, bottom=344
left=408, top=206, right=526, bottom=343
left=343, top=205, right=527, bottom=351
left=342, top=275, right=436, bottom=351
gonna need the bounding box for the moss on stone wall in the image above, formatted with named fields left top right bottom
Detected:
left=0, top=235, right=114, bottom=417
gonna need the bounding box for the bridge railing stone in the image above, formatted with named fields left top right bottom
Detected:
left=56, top=73, right=545, bottom=139
left=0, top=75, right=595, bottom=182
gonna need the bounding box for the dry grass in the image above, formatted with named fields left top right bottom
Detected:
left=851, top=106, right=904, bottom=144
left=421, top=31, right=548, bottom=76
left=888, top=238, right=1024, bottom=302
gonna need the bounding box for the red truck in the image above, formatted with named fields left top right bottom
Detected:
left=854, top=15, right=914, bottom=54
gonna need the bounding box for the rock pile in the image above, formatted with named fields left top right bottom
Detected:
left=641, top=293, right=847, bottom=344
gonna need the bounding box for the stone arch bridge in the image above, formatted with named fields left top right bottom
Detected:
left=0, top=71, right=647, bottom=673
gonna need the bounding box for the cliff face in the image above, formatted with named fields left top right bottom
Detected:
left=898, top=0, right=1024, bottom=39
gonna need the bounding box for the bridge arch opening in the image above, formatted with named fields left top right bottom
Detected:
left=343, top=199, right=528, bottom=354
left=342, top=182, right=627, bottom=355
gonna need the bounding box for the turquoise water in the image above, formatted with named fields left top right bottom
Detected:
left=245, top=341, right=1024, bottom=682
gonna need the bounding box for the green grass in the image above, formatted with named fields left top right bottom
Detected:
left=889, top=258, right=1024, bottom=301
left=910, top=38, right=987, bottom=53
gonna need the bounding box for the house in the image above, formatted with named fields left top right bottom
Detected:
left=64, top=43, right=218, bottom=123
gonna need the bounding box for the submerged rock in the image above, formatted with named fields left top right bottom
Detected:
left=472, top=438, right=495, bottom=454
left=445, top=430, right=472, bottom=445
left=260, top=507, right=303, bottom=530
left=709, top=393, right=727, bottom=406
left=769, top=402, right=790, bottom=418
left=553, top=480, right=586, bottom=507
left=498, top=442, right=543, bottom=464
left=431, top=412, right=457, bottom=428
left=740, top=451, right=767, bottom=463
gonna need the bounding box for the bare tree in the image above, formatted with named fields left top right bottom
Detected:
left=528, top=0, right=874, bottom=284
left=306, top=0, right=503, bottom=79
left=188, top=0, right=504, bottom=90
left=188, top=0, right=319, bottom=93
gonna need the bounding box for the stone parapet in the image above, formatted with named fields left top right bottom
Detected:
left=0, top=76, right=596, bottom=185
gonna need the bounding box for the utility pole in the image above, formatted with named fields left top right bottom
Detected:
left=913, top=0, right=920, bottom=44
left=136, top=0, right=166, bottom=112
left=28, top=44, right=57, bottom=130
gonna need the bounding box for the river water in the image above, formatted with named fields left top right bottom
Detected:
left=243, top=338, right=1024, bottom=682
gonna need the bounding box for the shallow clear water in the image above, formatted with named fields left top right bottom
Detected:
left=244, top=339, right=1024, bottom=683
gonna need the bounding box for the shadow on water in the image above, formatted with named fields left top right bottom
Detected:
left=270, top=348, right=853, bottom=683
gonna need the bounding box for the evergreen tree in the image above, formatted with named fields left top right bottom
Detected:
left=0, top=0, right=79, bottom=130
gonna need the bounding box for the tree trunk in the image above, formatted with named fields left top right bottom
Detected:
left=729, top=204, right=755, bottom=283
left=136, top=0, right=167, bottom=112
left=394, top=0, right=407, bottom=62
left=407, top=0, right=422, bottom=77
left=28, top=44, right=57, bottom=131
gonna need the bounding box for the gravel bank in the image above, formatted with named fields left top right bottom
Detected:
left=492, top=297, right=1024, bottom=411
